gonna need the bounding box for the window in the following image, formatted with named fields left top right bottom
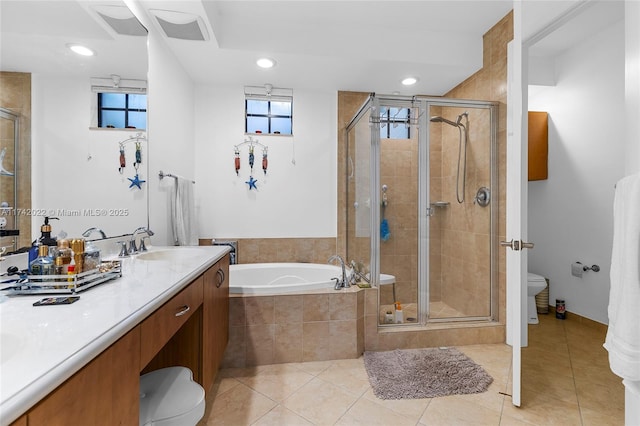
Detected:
left=379, top=107, right=411, bottom=139
left=97, top=93, right=147, bottom=129
left=245, top=97, right=293, bottom=135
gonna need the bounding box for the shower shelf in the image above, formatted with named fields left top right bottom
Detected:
left=431, top=201, right=450, bottom=208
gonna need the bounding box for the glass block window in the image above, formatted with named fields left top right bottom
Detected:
left=245, top=97, right=293, bottom=135
left=98, top=93, right=147, bottom=129
left=379, top=107, right=411, bottom=139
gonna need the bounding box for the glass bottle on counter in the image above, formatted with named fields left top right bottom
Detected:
left=30, top=245, right=55, bottom=277
left=54, top=239, right=73, bottom=276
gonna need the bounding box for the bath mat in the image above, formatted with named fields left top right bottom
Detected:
left=363, top=347, right=493, bottom=399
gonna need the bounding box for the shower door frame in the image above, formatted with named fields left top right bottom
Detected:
left=419, top=97, right=499, bottom=324
left=345, top=95, right=498, bottom=326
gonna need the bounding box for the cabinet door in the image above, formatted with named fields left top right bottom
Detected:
left=28, top=326, right=140, bottom=426
left=140, top=276, right=203, bottom=367
left=202, top=254, right=230, bottom=392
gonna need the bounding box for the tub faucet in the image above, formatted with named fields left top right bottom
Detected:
left=82, top=227, right=107, bottom=239
left=349, top=260, right=370, bottom=284
left=328, top=255, right=350, bottom=290
left=130, top=227, right=154, bottom=254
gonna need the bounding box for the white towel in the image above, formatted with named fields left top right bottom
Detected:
left=170, top=176, right=198, bottom=246
left=604, top=172, right=640, bottom=381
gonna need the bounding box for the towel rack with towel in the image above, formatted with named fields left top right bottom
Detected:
left=159, top=170, right=195, bottom=184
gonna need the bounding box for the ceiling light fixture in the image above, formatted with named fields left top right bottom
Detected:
left=67, top=44, right=95, bottom=56
left=401, top=77, right=418, bottom=86
left=256, top=58, right=276, bottom=69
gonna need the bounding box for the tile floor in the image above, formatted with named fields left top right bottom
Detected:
left=199, top=312, right=624, bottom=425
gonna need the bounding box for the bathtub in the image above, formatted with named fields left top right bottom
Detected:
left=229, top=262, right=395, bottom=295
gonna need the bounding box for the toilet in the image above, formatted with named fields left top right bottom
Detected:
left=527, top=273, right=547, bottom=324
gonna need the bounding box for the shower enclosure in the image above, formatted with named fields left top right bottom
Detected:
left=345, top=95, right=498, bottom=326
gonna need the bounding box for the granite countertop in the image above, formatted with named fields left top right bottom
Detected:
left=0, top=245, right=230, bottom=425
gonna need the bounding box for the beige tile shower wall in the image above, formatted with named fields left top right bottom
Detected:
left=429, top=106, right=444, bottom=303
left=222, top=290, right=365, bottom=367
left=438, top=106, right=492, bottom=317
left=0, top=72, right=32, bottom=250
left=379, top=137, right=419, bottom=307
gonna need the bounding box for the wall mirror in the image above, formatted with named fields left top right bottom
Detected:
left=0, top=0, right=148, bottom=248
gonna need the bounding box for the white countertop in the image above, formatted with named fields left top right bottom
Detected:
left=0, top=245, right=229, bottom=425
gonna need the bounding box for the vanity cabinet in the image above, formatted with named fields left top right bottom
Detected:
left=12, top=253, right=230, bottom=424
left=202, top=255, right=230, bottom=392
left=26, top=326, right=141, bottom=426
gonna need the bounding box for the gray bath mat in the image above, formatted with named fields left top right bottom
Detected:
left=363, top=347, right=493, bottom=399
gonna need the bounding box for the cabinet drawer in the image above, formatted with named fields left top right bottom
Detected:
left=140, top=277, right=203, bottom=367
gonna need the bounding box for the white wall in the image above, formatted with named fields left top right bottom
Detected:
left=194, top=85, right=337, bottom=239
left=626, top=0, right=640, bottom=175
left=31, top=75, right=148, bottom=240
left=528, top=20, right=625, bottom=324
left=146, top=31, right=196, bottom=246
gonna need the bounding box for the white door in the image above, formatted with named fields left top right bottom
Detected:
left=505, top=2, right=531, bottom=407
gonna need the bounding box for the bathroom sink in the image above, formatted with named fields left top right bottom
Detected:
left=134, top=248, right=205, bottom=261
left=0, top=332, right=23, bottom=364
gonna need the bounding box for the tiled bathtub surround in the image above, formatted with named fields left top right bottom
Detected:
left=222, top=289, right=365, bottom=368
left=201, top=237, right=337, bottom=265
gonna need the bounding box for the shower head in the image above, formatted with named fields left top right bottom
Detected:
left=430, top=116, right=458, bottom=127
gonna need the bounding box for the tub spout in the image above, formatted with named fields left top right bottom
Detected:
left=328, top=255, right=350, bottom=289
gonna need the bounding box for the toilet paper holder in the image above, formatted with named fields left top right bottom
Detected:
left=572, top=261, right=600, bottom=277
left=577, top=262, right=600, bottom=272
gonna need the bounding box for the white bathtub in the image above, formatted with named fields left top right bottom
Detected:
left=229, top=262, right=395, bottom=295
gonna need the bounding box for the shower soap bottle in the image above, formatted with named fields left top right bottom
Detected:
left=394, top=301, right=403, bottom=324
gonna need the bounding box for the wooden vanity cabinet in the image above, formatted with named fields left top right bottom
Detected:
left=15, top=253, right=230, bottom=424
left=27, top=326, right=141, bottom=426
left=202, top=255, right=230, bottom=392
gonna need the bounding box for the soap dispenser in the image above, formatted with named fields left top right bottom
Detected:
left=29, top=217, right=59, bottom=267
left=38, top=217, right=58, bottom=247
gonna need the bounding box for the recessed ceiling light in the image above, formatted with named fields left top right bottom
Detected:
left=256, top=58, right=276, bottom=69
left=67, top=44, right=95, bottom=56
left=401, top=77, right=418, bottom=86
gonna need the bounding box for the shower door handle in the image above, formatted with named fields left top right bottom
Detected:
left=500, top=239, right=534, bottom=251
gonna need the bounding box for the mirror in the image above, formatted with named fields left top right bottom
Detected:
left=0, top=0, right=148, bottom=247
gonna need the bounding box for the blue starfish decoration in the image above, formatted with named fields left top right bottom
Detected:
left=245, top=175, right=258, bottom=190
left=128, top=173, right=146, bottom=189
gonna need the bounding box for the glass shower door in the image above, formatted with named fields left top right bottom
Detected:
left=426, top=101, right=496, bottom=321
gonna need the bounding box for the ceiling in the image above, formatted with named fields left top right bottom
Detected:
left=0, top=1, right=626, bottom=95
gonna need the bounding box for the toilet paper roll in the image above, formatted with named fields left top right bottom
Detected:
left=571, top=262, right=583, bottom=278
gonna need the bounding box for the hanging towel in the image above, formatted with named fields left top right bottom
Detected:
left=170, top=176, right=198, bottom=246
left=380, top=219, right=390, bottom=241
left=604, top=172, right=640, bottom=381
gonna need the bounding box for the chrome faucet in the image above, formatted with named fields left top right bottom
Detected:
left=349, top=260, right=370, bottom=284
left=130, top=227, right=154, bottom=254
left=82, top=227, right=107, bottom=239
left=328, top=254, right=350, bottom=290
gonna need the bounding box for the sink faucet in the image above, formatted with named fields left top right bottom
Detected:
left=130, top=227, right=154, bottom=254
left=328, top=254, right=350, bottom=290
left=82, top=227, right=107, bottom=239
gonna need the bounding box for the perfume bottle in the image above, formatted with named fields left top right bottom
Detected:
left=30, top=245, right=54, bottom=277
